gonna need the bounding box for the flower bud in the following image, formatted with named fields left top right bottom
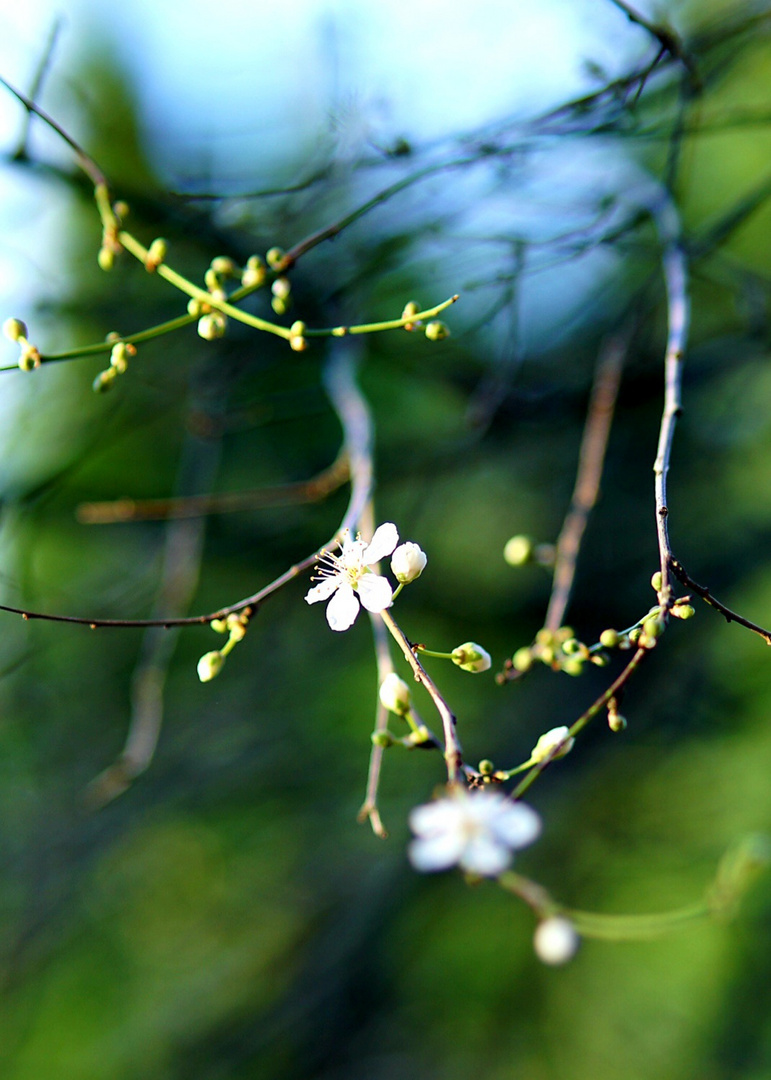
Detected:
left=379, top=672, right=412, bottom=716
left=672, top=602, right=695, bottom=619
left=503, top=535, right=533, bottom=566
left=197, top=650, right=224, bottom=682
left=3, top=318, right=27, bottom=342
left=533, top=917, right=579, bottom=965
left=599, top=628, right=620, bottom=648
left=210, top=256, right=236, bottom=277
left=401, top=300, right=420, bottom=330
left=391, top=542, right=427, bottom=584
left=608, top=711, right=627, bottom=732
left=512, top=647, right=533, bottom=673
left=92, top=368, right=117, bottom=393
left=371, top=730, right=393, bottom=748
left=145, top=237, right=168, bottom=272
left=197, top=313, right=227, bottom=340
left=271, top=276, right=291, bottom=300
left=289, top=320, right=308, bottom=352
left=561, top=657, right=584, bottom=677
left=266, top=247, right=285, bottom=270
left=531, top=726, right=575, bottom=764
left=452, top=642, right=492, bottom=673
left=478, top=759, right=495, bottom=775
left=651, top=571, right=663, bottom=592
left=242, top=255, right=266, bottom=288
left=97, top=246, right=115, bottom=271
left=425, top=320, right=449, bottom=341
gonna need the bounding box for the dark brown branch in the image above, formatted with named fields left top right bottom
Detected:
left=670, top=558, right=771, bottom=645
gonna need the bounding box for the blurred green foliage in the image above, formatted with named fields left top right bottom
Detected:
left=1, top=3, right=771, bottom=1079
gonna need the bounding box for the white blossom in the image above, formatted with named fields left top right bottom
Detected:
left=391, top=541, right=427, bottom=584
left=530, top=726, right=575, bottom=764
left=533, top=917, right=580, bottom=965
left=379, top=672, right=412, bottom=716
left=305, top=522, right=398, bottom=632
left=408, top=789, right=540, bottom=877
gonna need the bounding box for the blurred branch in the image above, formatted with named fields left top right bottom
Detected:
left=76, top=451, right=350, bottom=523
left=544, top=327, right=628, bottom=633
left=11, top=17, right=64, bottom=162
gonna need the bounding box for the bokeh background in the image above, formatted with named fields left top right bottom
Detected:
left=1, top=1, right=771, bottom=1077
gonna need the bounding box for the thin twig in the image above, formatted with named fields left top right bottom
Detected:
left=670, top=558, right=771, bottom=645
left=379, top=608, right=464, bottom=784
left=544, top=328, right=628, bottom=633
left=76, top=452, right=350, bottom=523
left=651, top=198, right=689, bottom=613
left=12, top=18, right=64, bottom=162
left=511, top=647, right=647, bottom=800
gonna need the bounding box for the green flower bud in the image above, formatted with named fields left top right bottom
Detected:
left=3, top=318, right=27, bottom=342
left=590, top=651, right=610, bottom=667
left=266, top=247, right=285, bottom=270
left=512, top=647, right=533, bottom=673
left=197, top=650, right=225, bottom=682
left=608, top=711, right=627, bottom=732
left=271, top=276, right=291, bottom=300
left=599, top=628, right=620, bottom=648
left=672, top=602, right=695, bottom=620
left=197, top=313, right=227, bottom=340
left=371, top=730, right=393, bottom=748
left=451, top=642, right=492, bottom=673
left=531, top=726, right=575, bottom=764
left=401, top=300, right=420, bottom=330
left=425, top=320, right=449, bottom=341
left=561, top=657, right=584, bottom=676
left=642, top=616, right=664, bottom=640
left=503, top=535, right=533, bottom=566
left=145, top=237, right=168, bottom=272
left=378, top=672, right=412, bottom=717
left=651, top=571, right=663, bottom=592
left=92, top=368, right=117, bottom=393
left=210, top=256, right=236, bottom=277
left=478, top=759, right=495, bottom=775
left=242, top=255, right=266, bottom=288
left=97, top=246, right=115, bottom=271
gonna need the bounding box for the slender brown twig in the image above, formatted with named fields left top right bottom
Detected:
left=544, top=328, right=628, bottom=633
left=670, top=558, right=771, bottom=645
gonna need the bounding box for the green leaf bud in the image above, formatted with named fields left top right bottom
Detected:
left=425, top=320, right=449, bottom=341
left=197, top=650, right=225, bottom=682
left=599, top=628, right=620, bottom=648
left=503, top=535, right=533, bottom=566
left=451, top=642, right=492, bottom=673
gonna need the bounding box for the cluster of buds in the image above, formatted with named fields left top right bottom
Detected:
left=400, top=301, right=449, bottom=342
left=197, top=610, right=251, bottom=682
left=508, top=626, right=605, bottom=679
left=92, top=338, right=137, bottom=393
left=3, top=318, right=41, bottom=371
left=187, top=257, right=234, bottom=341
left=97, top=200, right=127, bottom=271
left=289, top=321, right=307, bottom=352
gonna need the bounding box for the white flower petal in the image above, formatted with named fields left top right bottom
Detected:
left=325, top=583, right=360, bottom=631
left=491, top=802, right=541, bottom=850
left=357, top=573, right=393, bottom=613
left=305, top=577, right=340, bottom=605
left=409, top=799, right=465, bottom=838
left=409, top=831, right=467, bottom=873
left=363, top=522, right=399, bottom=565
left=459, top=835, right=512, bottom=877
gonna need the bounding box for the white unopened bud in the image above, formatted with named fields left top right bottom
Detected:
left=391, top=542, right=427, bottom=584
left=378, top=672, right=412, bottom=716
left=533, top=917, right=580, bottom=965
left=531, top=726, right=575, bottom=764
left=197, top=650, right=225, bottom=682
left=451, top=642, right=492, bottom=673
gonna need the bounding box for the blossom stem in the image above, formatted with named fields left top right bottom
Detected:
left=379, top=608, right=464, bottom=783
left=414, top=646, right=454, bottom=660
